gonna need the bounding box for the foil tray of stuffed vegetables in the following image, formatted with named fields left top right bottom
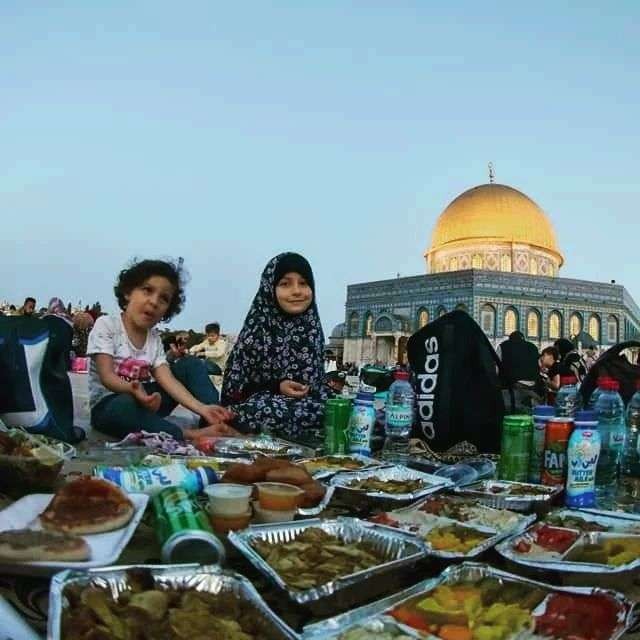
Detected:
left=329, top=466, right=452, bottom=504
left=228, top=517, right=425, bottom=605
left=454, top=479, right=561, bottom=512
left=48, top=564, right=298, bottom=640
left=302, top=561, right=636, bottom=640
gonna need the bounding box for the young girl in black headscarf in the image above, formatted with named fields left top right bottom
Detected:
left=221, top=252, right=327, bottom=438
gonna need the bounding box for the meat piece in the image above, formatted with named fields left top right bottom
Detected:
left=265, top=466, right=313, bottom=486
left=222, top=463, right=266, bottom=484
left=253, top=456, right=291, bottom=472
left=298, top=481, right=326, bottom=508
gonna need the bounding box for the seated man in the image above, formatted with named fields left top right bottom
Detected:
left=189, top=322, right=227, bottom=376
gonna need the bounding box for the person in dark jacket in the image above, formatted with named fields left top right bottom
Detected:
left=498, top=331, right=543, bottom=411
left=554, top=338, right=586, bottom=382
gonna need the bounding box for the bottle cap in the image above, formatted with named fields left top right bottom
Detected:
left=575, top=410, right=597, bottom=423
left=636, top=379, right=640, bottom=391
left=533, top=405, right=554, bottom=417
left=394, top=370, right=410, bottom=381
left=355, top=391, right=374, bottom=402
left=599, top=379, right=620, bottom=391
left=196, top=467, right=219, bottom=488
left=560, top=375, right=577, bottom=386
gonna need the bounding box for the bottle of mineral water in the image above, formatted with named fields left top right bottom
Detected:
left=555, top=375, right=582, bottom=417
left=382, top=370, right=415, bottom=464
left=587, top=376, right=610, bottom=410
left=623, top=381, right=640, bottom=477
left=594, top=379, right=625, bottom=508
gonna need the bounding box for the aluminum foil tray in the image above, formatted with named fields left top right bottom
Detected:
left=454, top=478, right=561, bottom=512
left=48, top=564, right=298, bottom=640
left=496, top=522, right=640, bottom=573
left=228, top=517, right=425, bottom=605
left=407, top=494, right=536, bottom=534
left=544, top=508, right=640, bottom=534
left=298, top=454, right=388, bottom=480
left=302, top=561, right=636, bottom=640
left=329, top=465, right=452, bottom=502
left=202, top=436, right=316, bottom=459
left=371, top=500, right=536, bottom=560
left=297, top=484, right=335, bottom=517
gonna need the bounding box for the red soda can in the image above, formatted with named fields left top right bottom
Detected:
left=541, top=417, right=574, bottom=487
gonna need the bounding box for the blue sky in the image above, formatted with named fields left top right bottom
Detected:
left=2, top=1, right=639, bottom=334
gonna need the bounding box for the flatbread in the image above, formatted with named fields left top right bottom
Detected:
left=0, top=529, right=90, bottom=562
left=40, top=476, right=134, bottom=535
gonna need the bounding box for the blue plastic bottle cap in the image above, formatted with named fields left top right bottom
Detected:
left=533, top=405, right=555, bottom=416
left=198, top=466, right=219, bottom=487
left=575, top=410, right=597, bottom=422
left=356, top=391, right=374, bottom=402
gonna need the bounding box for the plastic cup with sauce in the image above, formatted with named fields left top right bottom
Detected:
left=204, top=483, right=253, bottom=516
left=255, top=482, right=304, bottom=511
left=252, top=500, right=297, bottom=524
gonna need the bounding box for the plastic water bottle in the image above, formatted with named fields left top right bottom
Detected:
left=565, top=410, right=601, bottom=508
left=555, top=375, right=582, bottom=417
left=587, top=376, right=610, bottom=410
left=95, top=463, right=218, bottom=496
left=623, top=381, right=640, bottom=477
left=594, top=379, right=626, bottom=508
left=382, top=370, right=415, bottom=464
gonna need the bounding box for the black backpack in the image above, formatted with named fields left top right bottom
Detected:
left=0, top=315, right=82, bottom=443
left=407, top=310, right=504, bottom=453
left=580, top=341, right=640, bottom=406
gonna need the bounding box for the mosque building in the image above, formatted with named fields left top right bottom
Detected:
left=336, top=171, right=640, bottom=365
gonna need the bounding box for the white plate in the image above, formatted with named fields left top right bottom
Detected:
left=0, top=595, right=41, bottom=640
left=0, top=492, right=148, bottom=576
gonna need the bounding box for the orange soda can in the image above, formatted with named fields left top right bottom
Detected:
left=541, top=417, right=574, bottom=487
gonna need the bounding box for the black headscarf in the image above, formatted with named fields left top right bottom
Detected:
left=221, top=253, right=325, bottom=404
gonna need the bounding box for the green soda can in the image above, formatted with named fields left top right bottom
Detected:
left=334, top=398, right=352, bottom=454
left=152, top=486, right=225, bottom=564
left=498, top=415, right=533, bottom=482
left=323, top=398, right=339, bottom=454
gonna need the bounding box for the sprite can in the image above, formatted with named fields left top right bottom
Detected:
left=498, top=415, right=533, bottom=482
left=323, top=398, right=352, bottom=454
left=152, top=487, right=225, bottom=564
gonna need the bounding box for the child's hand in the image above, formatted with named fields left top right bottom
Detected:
left=199, top=404, right=235, bottom=425
left=190, top=423, right=242, bottom=439
left=131, top=380, right=161, bottom=413
left=279, top=380, right=309, bottom=398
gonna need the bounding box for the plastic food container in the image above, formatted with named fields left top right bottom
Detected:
left=253, top=501, right=297, bottom=524
left=255, top=482, right=304, bottom=511
left=207, top=506, right=252, bottom=534
left=204, top=483, right=253, bottom=516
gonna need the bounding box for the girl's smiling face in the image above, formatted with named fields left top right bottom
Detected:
left=275, top=271, right=313, bottom=315
left=124, top=275, right=175, bottom=329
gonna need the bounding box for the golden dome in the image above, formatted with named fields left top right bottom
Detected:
left=426, top=183, right=563, bottom=266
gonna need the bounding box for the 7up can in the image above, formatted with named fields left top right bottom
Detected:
left=498, top=415, right=533, bottom=482
left=541, top=418, right=574, bottom=488
left=152, top=487, right=225, bottom=564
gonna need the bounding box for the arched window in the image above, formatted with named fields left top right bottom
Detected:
left=549, top=311, right=562, bottom=339
left=449, top=257, right=458, bottom=271
left=348, top=311, right=359, bottom=337
left=527, top=309, right=540, bottom=338
left=364, top=312, right=373, bottom=337
left=417, top=308, right=429, bottom=329
left=588, top=314, right=600, bottom=342
left=472, top=254, right=483, bottom=269
left=570, top=313, right=582, bottom=338
left=375, top=316, right=393, bottom=333
left=437, top=306, right=447, bottom=318
left=504, top=308, right=518, bottom=335
left=530, top=259, right=538, bottom=275
left=480, top=304, right=496, bottom=336
left=501, top=254, right=512, bottom=272
left=607, top=315, right=619, bottom=343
